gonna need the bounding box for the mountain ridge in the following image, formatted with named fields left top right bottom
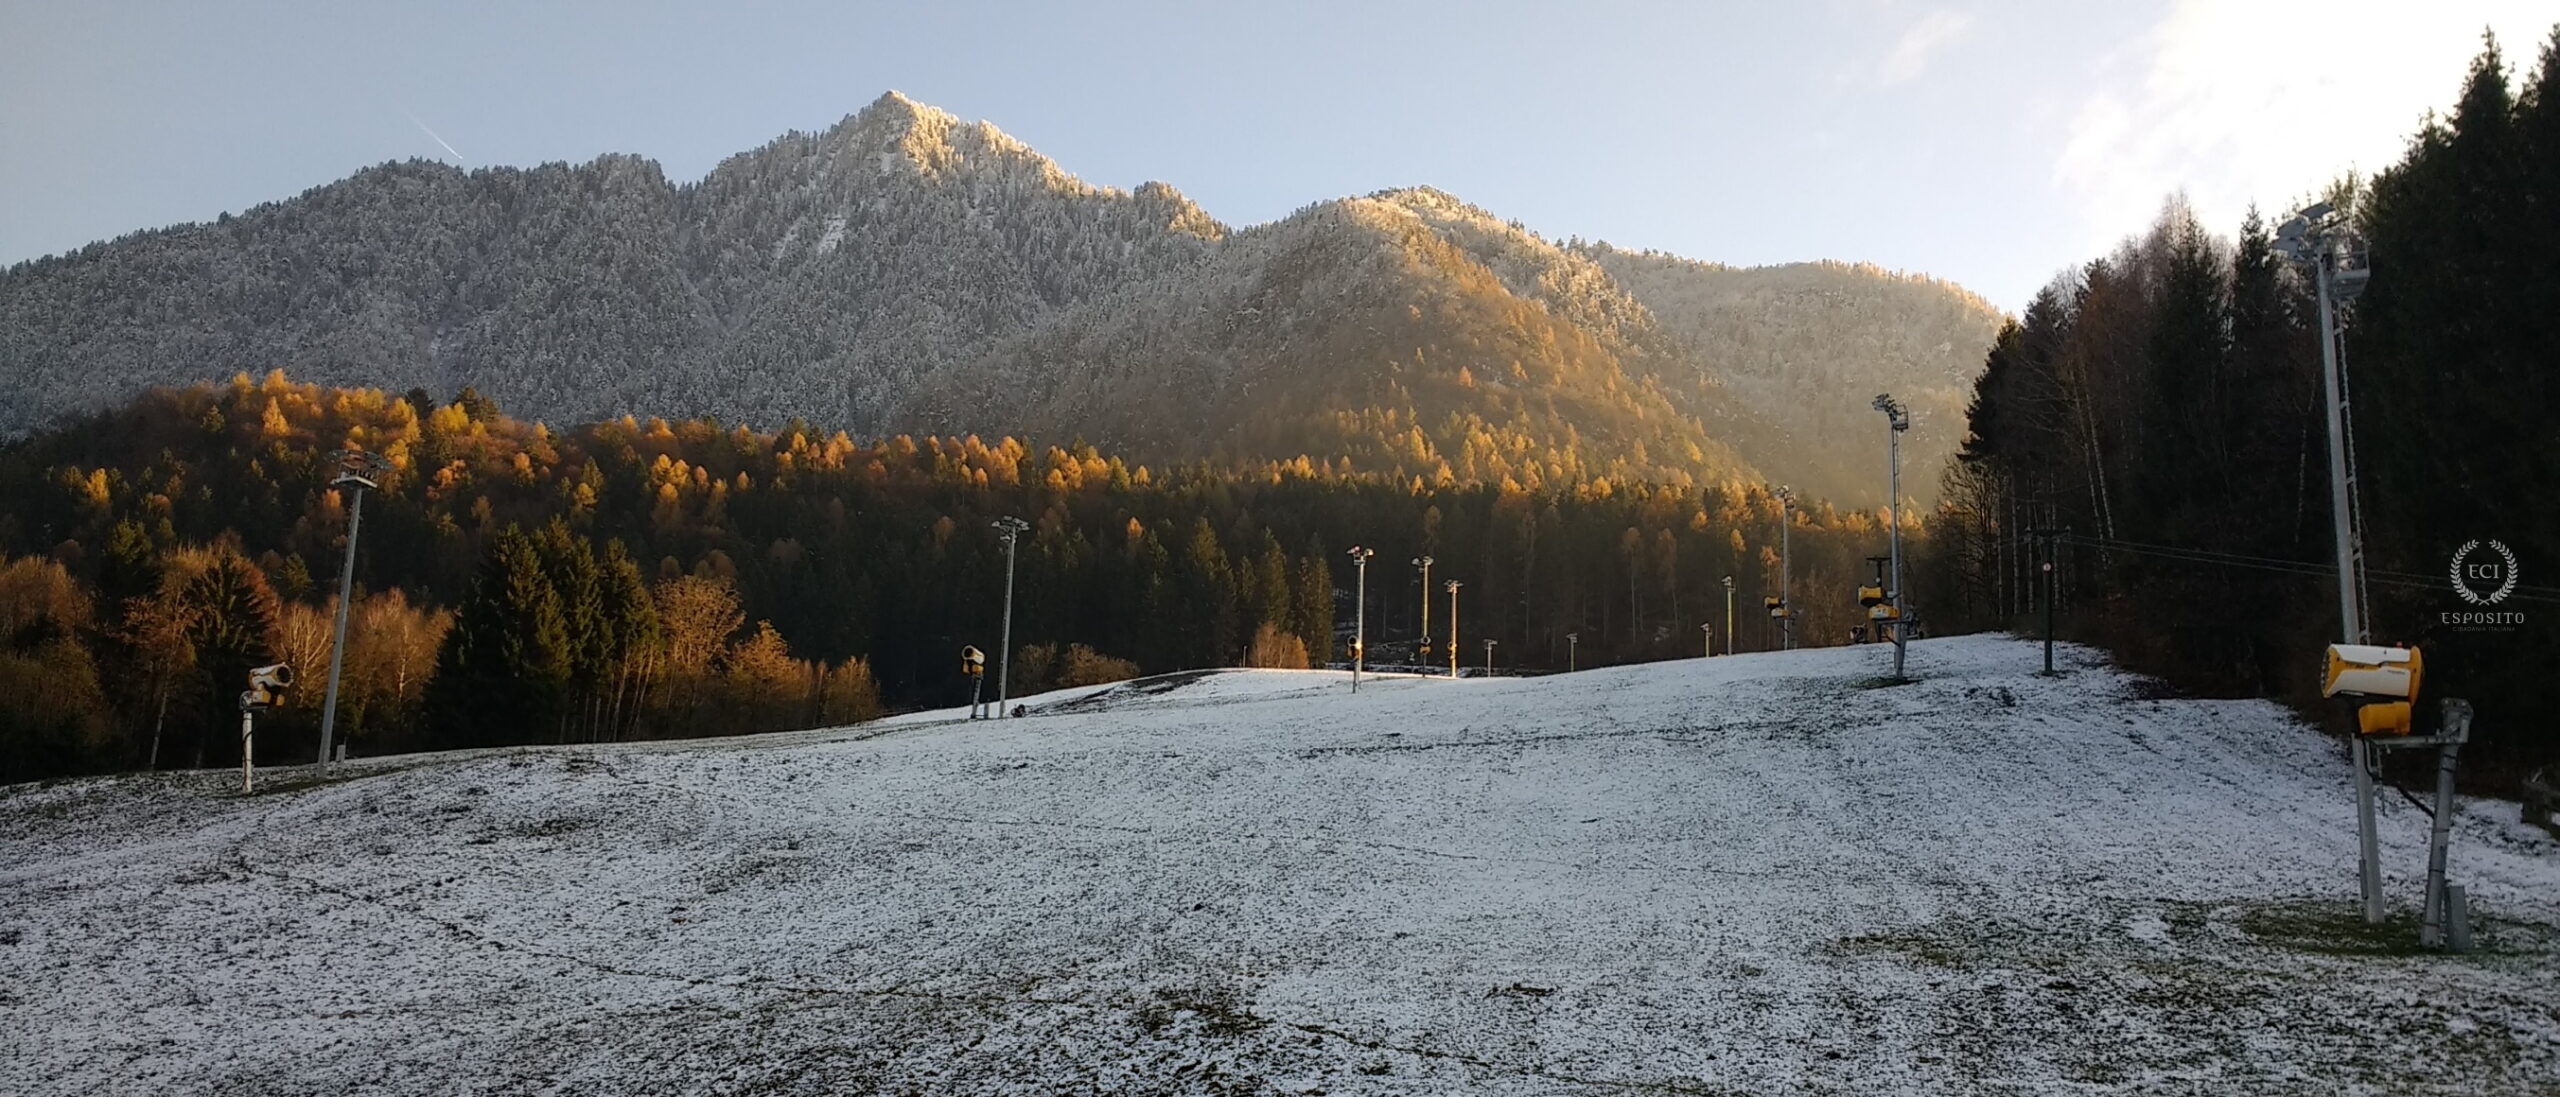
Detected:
left=0, top=93, right=2003, bottom=502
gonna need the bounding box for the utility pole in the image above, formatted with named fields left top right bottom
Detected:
left=316, top=449, right=387, bottom=769
left=1412, top=555, right=1433, bottom=670
left=1773, top=485, right=1795, bottom=649
left=1567, top=631, right=1578, bottom=672
left=1348, top=546, right=1374, bottom=691
left=2275, top=201, right=2381, bottom=922
left=1720, top=575, right=1735, bottom=656
left=1873, top=394, right=1911, bottom=679
left=1445, top=580, right=1462, bottom=678
left=992, top=516, right=1029, bottom=717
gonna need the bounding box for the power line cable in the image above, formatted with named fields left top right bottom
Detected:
left=2063, top=533, right=2560, bottom=605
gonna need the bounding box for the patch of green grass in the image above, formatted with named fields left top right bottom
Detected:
left=2232, top=899, right=2559, bottom=959
left=1831, top=930, right=1970, bottom=970
left=2232, top=902, right=2433, bottom=957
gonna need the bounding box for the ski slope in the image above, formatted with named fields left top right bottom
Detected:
left=3, top=635, right=2554, bottom=1095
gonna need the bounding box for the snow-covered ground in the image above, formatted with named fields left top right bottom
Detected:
left=4, top=635, right=2554, bottom=1095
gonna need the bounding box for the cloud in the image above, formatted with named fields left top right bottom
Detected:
left=2049, top=0, right=2551, bottom=258
left=1879, top=9, right=1976, bottom=86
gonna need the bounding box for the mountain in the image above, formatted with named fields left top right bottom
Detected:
left=1577, top=245, right=2003, bottom=504
left=908, top=188, right=1764, bottom=489
left=0, top=92, right=1999, bottom=502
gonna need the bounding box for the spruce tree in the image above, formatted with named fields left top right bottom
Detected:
left=1294, top=538, right=1335, bottom=666
left=537, top=521, right=605, bottom=739
left=426, top=526, right=569, bottom=748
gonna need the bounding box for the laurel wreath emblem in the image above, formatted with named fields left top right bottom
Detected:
left=2449, top=538, right=2520, bottom=606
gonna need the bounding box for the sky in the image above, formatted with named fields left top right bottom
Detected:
left=2, top=1, right=2549, bottom=312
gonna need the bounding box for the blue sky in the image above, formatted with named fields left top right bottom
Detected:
left=2, top=1, right=2547, bottom=310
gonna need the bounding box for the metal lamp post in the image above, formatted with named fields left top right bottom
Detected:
left=1700, top=622, right=1711, bottom=658
left=2272, top=201, right=2372, bottom=650
left=1873, top=394, right=1911, bottom=679
left=1773, top=485, right=1795, bottom=650
left=1483, top=637, right=1498, bottom=675
left=1721, top=575, right=1735, bottom=656
left=1445, top=580, right=1462, bottom=678
left=1412, top=555, right=1433, bottom=669
left=316, top=448, right=388, bottom=769
left=1348, top=546, right=1374, bottom=691
left=1567, top=632, right=1578, bottom=672
left=993, top=516, right=1030, bottom=717
left=2274, top=200, right=2383, bottom=923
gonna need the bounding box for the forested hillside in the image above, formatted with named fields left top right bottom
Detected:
left=1920, top=32, right=2560, bottom=785
left=0, top=373, right=1913, bottom=783
left=1, top=94, right=1992, bottom=505
left=1581, top=245, right=2004, bottom=504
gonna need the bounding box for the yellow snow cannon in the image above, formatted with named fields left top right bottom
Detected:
left=2323, top=643, right=2422, bottom=737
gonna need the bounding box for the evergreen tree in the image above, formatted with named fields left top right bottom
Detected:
left=426, top=526, right=570, bottom=748
left=1250, top=533, right=1295, bottom=641
left=1175, top=519, right=1240, bottom=665
left=1294, top=539, right=1335, bottom=666
left=537, top=521, right=607, bottom=740
left=98, top=520, right=162, bottom=606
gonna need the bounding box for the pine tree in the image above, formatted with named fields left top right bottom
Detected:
left=1176, top=519, right=1239, bottom=665
left=1250, top=533, right=1294, bottom=641
left=1294, top=538, right=1335, bottom=666
left=425, top=526, right=570, bottom=748
left=99, top=520, right=162, bottom=606
left=536, top=521, right=606, bottom=741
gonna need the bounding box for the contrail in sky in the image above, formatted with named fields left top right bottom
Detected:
left=403, top=112, right=465, bottom=165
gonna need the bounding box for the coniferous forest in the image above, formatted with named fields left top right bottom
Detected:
left=1920, top=33, right=2560, bottom=788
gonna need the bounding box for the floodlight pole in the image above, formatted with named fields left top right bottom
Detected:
left=1721, top=575, right=1735, bottom=656
left=993, top=516, right=1029, bottom=716
left=1874, top=395, right=1910, bottom=679
left=317, top=450, right=386, bottom=770
left=1413, top=555, right=1433, bottom=669
left=2279, top=203, right=2383, bottom=923
left=1446, top=580, right=1463, bottom=678
left=1774, top=485, right=1795, bottom=650
left=1348, top=546, right=1374, bottom=691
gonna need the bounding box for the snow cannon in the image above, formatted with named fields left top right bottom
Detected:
left=242, top=662, right=294, bottom=709
left=1868, top=603, right=1902, bottom=622
left=1765, top=595, right=1788, bottom=619
left=2323, top=644, right=2422, bottom=737
left=1857, top=584, right=1885, bottom=608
